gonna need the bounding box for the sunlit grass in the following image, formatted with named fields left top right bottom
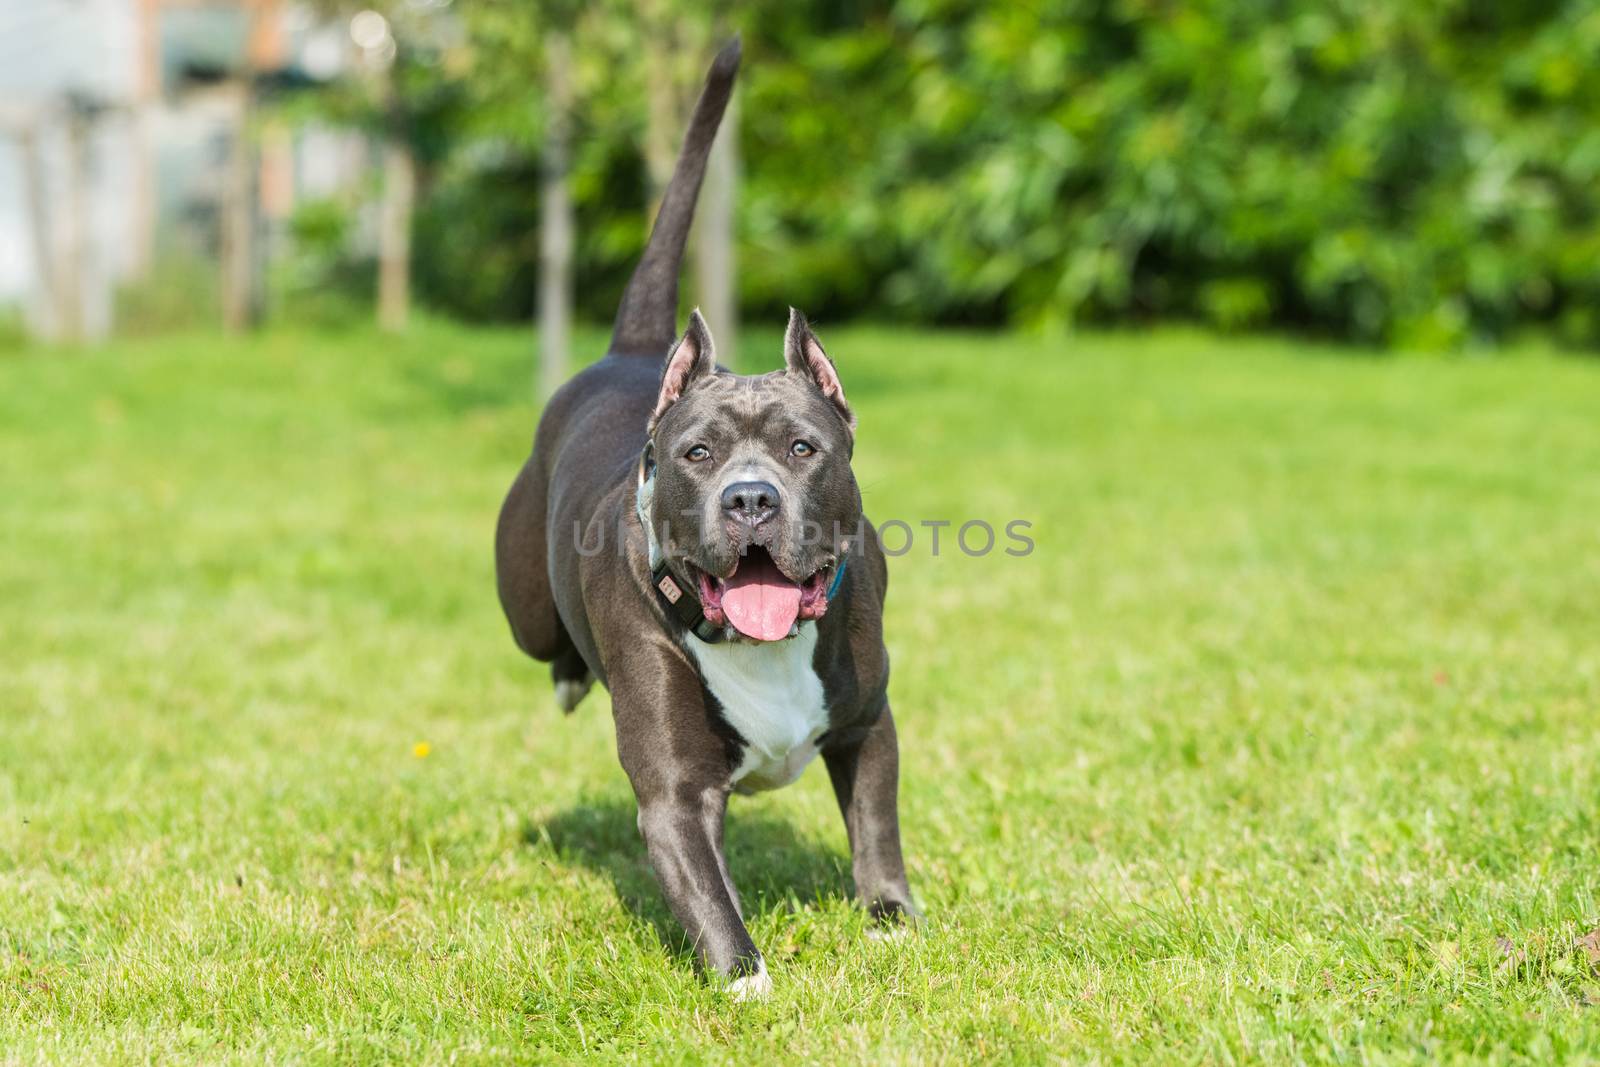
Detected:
left=3, top=321, right=1599, bottom=1063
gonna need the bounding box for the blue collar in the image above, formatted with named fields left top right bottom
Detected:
left=826, top=557, right=849, bottom=600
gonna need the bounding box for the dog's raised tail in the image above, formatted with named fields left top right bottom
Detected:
left=608, top=35, right=741, bottom=358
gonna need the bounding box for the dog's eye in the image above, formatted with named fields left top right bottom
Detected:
left=790, top=440, right=817, bottom=458
left=684, top=444, right=711, bottom=462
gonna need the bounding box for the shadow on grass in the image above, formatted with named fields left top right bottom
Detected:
left=526, top=796, right=851, bottom=959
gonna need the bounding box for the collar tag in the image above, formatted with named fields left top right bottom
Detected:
left=639, top=445, right=725, bottom=644
left=651, top=557, right=726, bottom=644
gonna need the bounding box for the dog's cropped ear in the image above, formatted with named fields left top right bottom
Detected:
left=784, top=308, right=855, bottom=433
left=650, top=309, right=717, bottom=432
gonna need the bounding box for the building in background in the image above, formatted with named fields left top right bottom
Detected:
left=0, top=0, right=139, bottom=340
left=0, top=1, right=362, bottom=341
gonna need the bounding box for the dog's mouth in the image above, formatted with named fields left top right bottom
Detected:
left=689, top=546, right=834, bottom=642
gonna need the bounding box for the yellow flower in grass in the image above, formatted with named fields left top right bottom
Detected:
left=412, top=741, right=432, bottom=759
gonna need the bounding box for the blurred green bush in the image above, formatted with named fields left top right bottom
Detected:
left=292, top=0, right=1600, bottom=349
left=275, top=198, right=373, bottom=328
left=738, top=0, right=1600, bottom=348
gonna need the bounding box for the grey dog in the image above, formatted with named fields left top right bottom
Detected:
left=495, top=37, right=916, bottom=997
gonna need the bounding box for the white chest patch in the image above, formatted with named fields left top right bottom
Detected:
left=686, top=624, right=829, bottom=794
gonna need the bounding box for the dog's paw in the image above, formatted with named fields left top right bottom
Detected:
left=726, top=962, right=771, bottom=1002
left=865, top=897, right=922, bottom=941
left=553, top=675, right=593, bottom=713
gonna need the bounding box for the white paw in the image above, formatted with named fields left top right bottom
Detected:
left=553, top=676, right=593, bottom=712
left=866, top=923, right=912, bottom=943
left=727, top=962, right=771, bottom=1001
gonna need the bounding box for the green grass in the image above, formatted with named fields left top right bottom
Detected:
left=3, top=321, right=1600, bottom=1064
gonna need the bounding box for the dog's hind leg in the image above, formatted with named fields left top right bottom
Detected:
left=551, top=640, right=593, bottom=712
left=497, top=451, right=597, bottom=713
left=495, top=455, right=561, bottom=657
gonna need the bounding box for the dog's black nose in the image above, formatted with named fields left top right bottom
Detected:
left=721, top=480, right=780, bottom=525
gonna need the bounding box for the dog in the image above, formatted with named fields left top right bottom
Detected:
left=495, top=37, right=916, bottom=998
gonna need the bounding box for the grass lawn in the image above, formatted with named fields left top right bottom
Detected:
left=3, top=321, right=1600, bottom=1064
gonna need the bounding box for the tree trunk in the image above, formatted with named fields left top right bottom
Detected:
left=60, top=105, right=90, bottom=343
left=537, top=31, right=574, bottom=399
left=694, top=87, right=737, bottom=365
left=221, top=83, right=262, bottom=332
left=222, top=0, right=274, bottom=333
left=377, top=136, right=415, bottom=333
left=17, top=120, right=59, bottom=342
left=639, top=0, right=683, bottom=207
left=130, top=0, right=161, bottom=280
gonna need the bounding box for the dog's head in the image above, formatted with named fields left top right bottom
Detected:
left=646, top=308, right=860, bottom=642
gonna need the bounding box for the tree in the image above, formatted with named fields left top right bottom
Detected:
left=465, top=0, right=613, bottom=394
left=537, top=27, right=574, bottom=398
left=637, top=0, right=738, bottom=362
left=296, top=1, right=465, bottom=332
left=694, top=55, right=737, bottom=365
left=375, top=73, right=415, bottom=333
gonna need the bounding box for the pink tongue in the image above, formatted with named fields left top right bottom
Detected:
left=721, top=553, right=802, bottom=641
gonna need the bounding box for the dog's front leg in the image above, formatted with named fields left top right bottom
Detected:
left=610, top=663, right=765, bottom=996
left=632, top=778, right=766, bottom=993
left=823, top=704, right=919, bottom=927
